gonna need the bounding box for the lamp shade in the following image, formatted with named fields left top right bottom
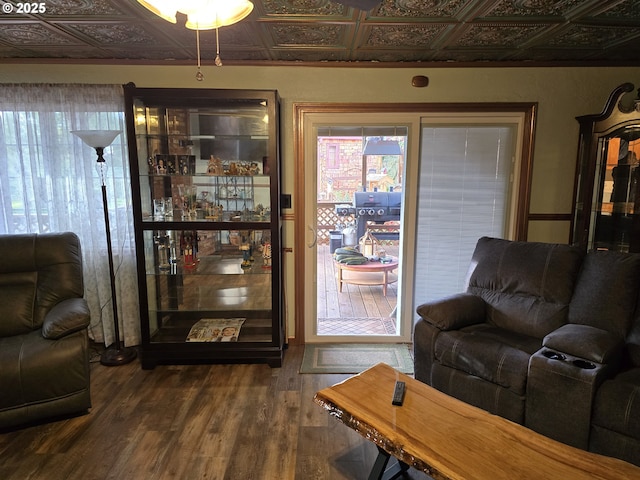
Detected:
left=137, top=0, right=254, bottom=30
left=71, top=130, right=121, bottom=149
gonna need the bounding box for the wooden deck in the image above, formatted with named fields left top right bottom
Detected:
left=316, top=244, right=399, bottom=336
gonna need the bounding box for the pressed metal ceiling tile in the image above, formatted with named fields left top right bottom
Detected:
left=366, top=24, right=445, bottom=47
left=0, top=22, right=82, bottom=45
left=375, top=0, right=470, bottom=18
left=487, top=0, right=585, bottom=17
left=0, top=0, right=637, bottom=65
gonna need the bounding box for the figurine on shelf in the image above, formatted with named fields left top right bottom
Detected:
left=262, top=241, right=272, bottom=269
left=206, top=203, right=222, bottom=220
left=157, top=158, right=167, bottom=174
left=166, top=156, right=176, bottom=175
left=240, top=242, right=252, bottom=269
left=241, top=206, right=251, bottom=221
left=207, top=155, right=223, bottom=175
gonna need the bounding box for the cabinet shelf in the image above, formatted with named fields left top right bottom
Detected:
left=147, top=255, right=273, bottom=276
left=124, top=84, right=283, bottom=369
left=150, top=317, right=273, bottom=344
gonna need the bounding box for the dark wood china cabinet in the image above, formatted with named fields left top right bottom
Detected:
left=571, top=83, right=640, bottom=252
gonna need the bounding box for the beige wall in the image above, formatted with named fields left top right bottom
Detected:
left=2, top=64, right=639, bottom=337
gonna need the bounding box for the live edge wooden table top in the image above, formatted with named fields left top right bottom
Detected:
left=313, top=363, right=640, bottom=480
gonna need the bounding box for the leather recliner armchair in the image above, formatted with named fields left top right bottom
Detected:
left=0, top=232, right=91, bottom=429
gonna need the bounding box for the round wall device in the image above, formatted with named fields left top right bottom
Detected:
left=412, top=75, right=429, bottom=88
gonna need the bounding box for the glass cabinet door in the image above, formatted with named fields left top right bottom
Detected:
left=144, top=229, right=274, bottom=344
left=123, top=85, right=282, bottom=368
left=587, top=131, right=640, bottom=251
left=571, top=83, right=640, bottom=253
left=131, top=101, right=272, bottom=225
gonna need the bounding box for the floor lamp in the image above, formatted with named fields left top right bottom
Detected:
left=72, top=130, right=137, bottom=366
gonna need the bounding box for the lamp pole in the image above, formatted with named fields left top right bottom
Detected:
left=71, top=131, right=137, bottom=366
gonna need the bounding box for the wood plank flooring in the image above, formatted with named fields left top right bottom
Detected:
left=317, top=244, right=398, bottom=335
left=0, top=345, right=430, bottom=480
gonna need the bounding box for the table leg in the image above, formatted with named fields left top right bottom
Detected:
left=382, top=271, right=388, bottom=296
left=368, top=446, right=410, bottom=480
left=337, top=265, right=343, bottom=292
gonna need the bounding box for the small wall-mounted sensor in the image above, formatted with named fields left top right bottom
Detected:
left=411, top=75, right=429, bottom=88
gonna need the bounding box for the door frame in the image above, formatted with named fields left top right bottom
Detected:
left=292, top=102, right=537, bottom=345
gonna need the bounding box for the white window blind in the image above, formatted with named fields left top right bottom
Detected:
left=413, top=124, right=515, bottom=309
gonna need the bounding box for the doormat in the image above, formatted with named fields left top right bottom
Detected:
left=300, top=343, right=414, bottom=374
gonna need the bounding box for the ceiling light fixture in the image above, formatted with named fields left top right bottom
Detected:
left=137, top=0, right=254, bottom=80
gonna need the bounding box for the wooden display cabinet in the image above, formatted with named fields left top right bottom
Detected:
left=571, top=83, right=640, bottom=252
left=123, top=83, right=283, bottom=368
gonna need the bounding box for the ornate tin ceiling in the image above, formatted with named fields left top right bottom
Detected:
left=0, top=0, right=639, bottom=65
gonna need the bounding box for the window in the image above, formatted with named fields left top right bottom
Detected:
left=413, top=123, right=517, bottom=305
left=0, top=83, right=140, bottom=346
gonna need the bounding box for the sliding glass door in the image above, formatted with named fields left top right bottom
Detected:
left=294, top=104, right=535, bottom=345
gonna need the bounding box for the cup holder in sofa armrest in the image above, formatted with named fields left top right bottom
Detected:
left=572, top=359, right=596, bottom=369
left=542, top=350, right=566, bottom=361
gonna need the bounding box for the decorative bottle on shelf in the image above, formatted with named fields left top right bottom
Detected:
left=181, top=231, right=197, bottom=269
left=156, top=233, right=171, bottom=270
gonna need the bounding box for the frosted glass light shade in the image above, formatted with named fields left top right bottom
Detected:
left=137, top=0, right=254, bottom=30
left=71, top=130, right=121, bottom=149
left=136, top=0, right=177, bottom=24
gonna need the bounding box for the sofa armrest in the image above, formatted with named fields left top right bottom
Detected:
left=543, top=324, right=624, bottom=364
left=416, top=293, right=486, bottom=331
left=42, top=298, right=90, bottom=340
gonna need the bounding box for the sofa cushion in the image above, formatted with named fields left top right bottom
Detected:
left=431, top=363, right=525, bottom=424
left=0, top=272, right=37, bottom=337
left=33, top=233, right=85, bottom=326
left=433, top=323, right=542, bottom=395
left=569, top=250, right=640, bottom=339
left=592, top=368, right=640, bottom=440
left=466, top=237, right=584, bottom=338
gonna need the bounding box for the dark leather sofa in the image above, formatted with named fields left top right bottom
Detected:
left=414, top=236, right=640, bottom=466
left=0, top=232, right=92, bottom=429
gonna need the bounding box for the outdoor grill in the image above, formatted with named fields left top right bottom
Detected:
left=353, top=191, right=402, bottom=240
left=334, top=204, right=357, bottom=217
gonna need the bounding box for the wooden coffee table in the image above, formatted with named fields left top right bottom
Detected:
left=314, top=363, right=640, bottom=480
left=335, top=258, right=398, bottom=296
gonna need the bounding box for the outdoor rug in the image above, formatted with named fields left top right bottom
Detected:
left=300, top=343, right=414, bottom=374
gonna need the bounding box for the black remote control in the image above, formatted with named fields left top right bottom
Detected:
left=392, top=380, right=405, bottom=406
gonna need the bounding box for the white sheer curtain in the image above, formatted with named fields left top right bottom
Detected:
left=0, top=83, right=140, bottom=346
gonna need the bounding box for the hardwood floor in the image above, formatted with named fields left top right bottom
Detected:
left=0, top=345, right=430, bottom=480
